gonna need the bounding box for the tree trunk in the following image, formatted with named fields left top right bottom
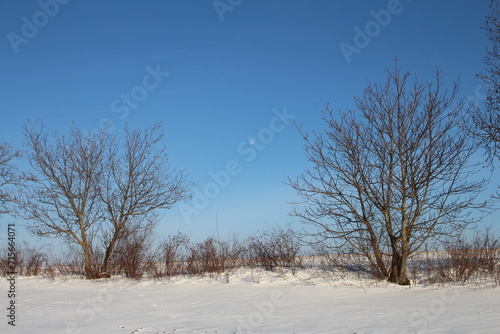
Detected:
left=366, top=222, right=389, bottom=279
left=370, top=241, right=388, bottom=279
left=388, top=251, right=410, bottom=285
left=101, top=232, right=120, bottom=275
left=82, top=243, right=96, bottom=279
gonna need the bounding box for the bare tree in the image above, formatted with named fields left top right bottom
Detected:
left=99, top=124, right=191, bottom=275
left=16, top=122, right=191, bottom=279
left=0, top=141, right=20, bottom=215
left=289, top=65, right=491, bottom=285
left=16, top=123, right=107, bottom=278
left=474, top=0, right=500, bottom=161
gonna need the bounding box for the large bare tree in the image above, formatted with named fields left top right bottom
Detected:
left=474, top=0, right=500, bottom=161
left=0, top=141, right=20, bottom=216
left=17, top=122, right=109, bottom=279
left=16, top=122, right=191, bottom=279
left=289, top=66, right=491, bottom=285
left=17, top=124, right=108, bottom=278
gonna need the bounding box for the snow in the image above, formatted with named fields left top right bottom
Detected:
left=1, top=269, right=499, bottom=334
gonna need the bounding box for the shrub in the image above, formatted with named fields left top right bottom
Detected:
left=148, top=232, right=190, bottom=279
left=113, top=225, right=156, bottom=279
left=442, top=228, right=499, bottom=283
left=408, top=228, right=499, bottom=285
left=247, top=226, right=301, bottom=273
left=0, top=242, right=48, bottom=277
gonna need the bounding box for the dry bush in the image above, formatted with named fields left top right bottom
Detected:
left=148, top=232, right=190, bottom=279
left=186, top=237, right=224, bottom=276
left=113, top=226, right=156, bottom=279
left=212, top=235, right=246, bottom=282
left=408, top=229, right=499, bottom=285
left=247, top=226, right=301, bottom=274
left=183, top=235, right=245, bottom=280
left=22, top=243, right=48, bottom=276
left=218, top=235, right=246, bottom=272
left=0, top=242, right=48, bottom=277
left=442, top=229, right=499, bottom=283
left=187, top=237, right=220, bottom=275
left=0, top=244, right=19, bottom=277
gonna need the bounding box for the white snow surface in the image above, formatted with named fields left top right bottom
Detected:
left=1, top=268, right=499, bottom=334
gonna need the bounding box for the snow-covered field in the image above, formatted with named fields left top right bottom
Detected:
left=1, top=269, right=499, bottom=334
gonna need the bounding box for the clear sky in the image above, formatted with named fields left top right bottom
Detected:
left=0, top=0, right=497, bottom=246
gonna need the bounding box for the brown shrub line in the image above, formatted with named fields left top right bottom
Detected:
left=2, top=227, right=498, bottom=286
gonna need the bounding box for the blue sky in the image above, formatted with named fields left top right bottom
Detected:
left=0, top=0, right=497, bottom=245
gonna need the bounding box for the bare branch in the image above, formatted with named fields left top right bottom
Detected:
left=0, top=141, right=20, bottom=215
left=473, top=0, right=500, bottom=162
